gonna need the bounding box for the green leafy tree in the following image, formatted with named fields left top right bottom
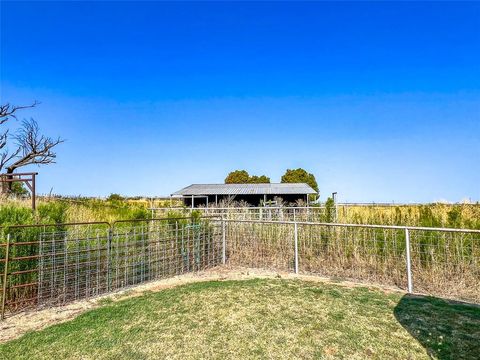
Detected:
left=281, top=168, right=319, bottom=193
left=225, top=170, right=250, bottom=184
left=249, top=175, right=271, bottom=184
left=11, top=181, right=29, bottom=196
left=324, top=197, right=336, bottom=222
left=107, top=193, right=124, bottom=202
left=225, top=170, right=270, bottom=184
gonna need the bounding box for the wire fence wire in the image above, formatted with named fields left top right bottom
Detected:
left=223, top=220, right=480, bottom=303
left=1, top=218, right=479, bottom=319
left=1, top=218, right=222, bottom=317
left=409, top=229, right=480, bottom=302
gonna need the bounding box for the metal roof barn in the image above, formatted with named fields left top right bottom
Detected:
left=172, top=183, right=316, bottom=196
left=172, top=183, right=317, bottom=207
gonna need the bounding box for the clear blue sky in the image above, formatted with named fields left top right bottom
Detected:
left=1, top=1, right=479, bottom=202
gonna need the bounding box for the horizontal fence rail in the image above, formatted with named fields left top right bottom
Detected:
left=152, top=206, right=331, bottom=223
left=1, top=217, right=479, bottom=319
left=151, top=204, right=480, bottom=229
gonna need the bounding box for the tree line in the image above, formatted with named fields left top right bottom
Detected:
left=225, top=168, right=319, bottom=193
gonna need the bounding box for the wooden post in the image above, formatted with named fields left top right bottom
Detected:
left=32, top=173, right=36, bottom=210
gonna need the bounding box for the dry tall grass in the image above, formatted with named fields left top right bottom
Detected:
left=225, top=221, right=480, bottom=303
left=336, top=203, right=480, bottom=228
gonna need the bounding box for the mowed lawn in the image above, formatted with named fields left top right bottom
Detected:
left=1, top=279, right=479, bottom=359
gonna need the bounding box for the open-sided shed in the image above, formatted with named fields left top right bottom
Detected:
left=171, top=183, right=317, bottom=207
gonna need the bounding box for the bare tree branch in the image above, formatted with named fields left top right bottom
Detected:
left=6, top=118, right=64, bottom=174
left=0, top=127, right=22, bottom=173
left=0, top=101, right=39, bottom=125
left=0, top=102, right=39, bottom=172
left=0, top=147, right=20, bottom=172
left=0, top=102, right=63, bottom=194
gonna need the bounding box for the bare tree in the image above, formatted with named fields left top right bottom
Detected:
left=7, top=118, right=64, bottom=174
left=0, top=101, right=39, bottom=123
left=0, top=102, right=63, bottom=193
left=0, top=103, right=38, bottom=171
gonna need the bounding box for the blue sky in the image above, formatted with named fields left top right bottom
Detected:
left=1, top=2, right=479, bottom=202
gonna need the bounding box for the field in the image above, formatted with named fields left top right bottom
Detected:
left=0, top=277, right=479, bottom=359
left=1, top=196, right=480, bottom=229
left=1, top=199, right=479, bottom=316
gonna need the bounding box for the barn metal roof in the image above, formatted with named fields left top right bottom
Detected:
left=171, top=183, right=317, bottom=196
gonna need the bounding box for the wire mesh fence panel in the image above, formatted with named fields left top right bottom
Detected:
left=297, top=224, right=407, bottom=288
left=37, top=227, right=110, bottom=307
left=409, top=229, right=480, bottom=303
left=1, top=218, right=223, bottom=318
left=223, top=220, right=480, bottom=304
left=225, top=221, right=295, bottom=272
left=0, top=223, right=110, bottom=313
left=109, top=220, right=223, bottom=290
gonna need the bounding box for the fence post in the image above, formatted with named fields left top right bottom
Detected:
left=106, top=228, right=112, bottom=292
left=1, top=234, right=11, bottom=320
left=294, top=222, right=299, bottom=274
left=405, top=228, right=413, bottom=293
left=222, top=219, right=226, bottom=265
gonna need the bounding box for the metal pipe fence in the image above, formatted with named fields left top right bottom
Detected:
left=152, top=206, right=329, bottom=222
left=223, top=220, right=480, bottom=304
left=1, top=217, right=479, bottom=319
left=0, top=217, right=223, bottom=318
left=152, top=204, right=480, bottom=228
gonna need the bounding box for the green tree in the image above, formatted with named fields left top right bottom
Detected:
left=225, top=170, right=270, bottom=184
left=324, top=197, right=335, bottom=222
left=281, top=168, right=319, bottom=193
left=11, top=181, right=29, bottom=196
left=225, top=170, right=250, bottom=184
left=249, top=175, right=271, bottom=184
left=107, top=193, right=124, bottom=202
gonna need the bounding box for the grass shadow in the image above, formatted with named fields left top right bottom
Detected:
left=394, top=294, right=480, bottom=360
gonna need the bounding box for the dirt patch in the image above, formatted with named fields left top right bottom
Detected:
left=0, top=267, right=405, bottom=343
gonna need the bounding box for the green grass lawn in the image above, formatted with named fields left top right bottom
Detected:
left=1, top=278, right=479, bottom=359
